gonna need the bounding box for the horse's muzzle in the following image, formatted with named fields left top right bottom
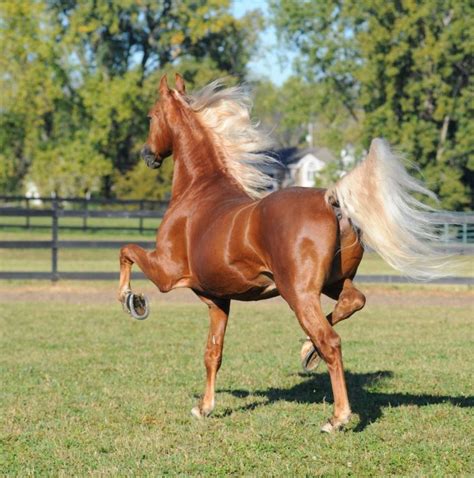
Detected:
left=141, top=145, right=162, bottom=169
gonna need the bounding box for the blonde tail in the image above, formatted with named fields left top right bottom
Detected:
left=325, top=138, right=449, bottom=280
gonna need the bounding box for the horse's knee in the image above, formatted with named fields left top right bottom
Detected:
left=204, top=343, right=223, bottom=370
left=119, top=245, right=134, bottom=264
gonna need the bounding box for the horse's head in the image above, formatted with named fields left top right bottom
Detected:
left=141, top=73, right=187, bottom=169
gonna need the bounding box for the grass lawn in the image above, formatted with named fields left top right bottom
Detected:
left=1, top=282, right=473, bottom=476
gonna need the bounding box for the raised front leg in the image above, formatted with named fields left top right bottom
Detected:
left=192, top=296, right=230, bottom=418
left=118, top=244, right=154, bottom=319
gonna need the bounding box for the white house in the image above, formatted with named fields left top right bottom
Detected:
left=25, top=181, right=43, bottom=206
left=262, top=147, right=338, bottom=191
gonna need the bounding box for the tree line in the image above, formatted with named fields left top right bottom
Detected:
left=1, top=0, right=472, bottom=209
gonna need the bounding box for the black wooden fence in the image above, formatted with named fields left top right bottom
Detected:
left=0, top=195, right=168, bottom=233
left=0, top=196, right=473, bottom=284
left=0, top=198, right=162, bottom=281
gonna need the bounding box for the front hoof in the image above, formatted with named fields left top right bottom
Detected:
left=191, top=406, right=208, bottom=419
left=320, top=414, right=351, bottom=433
left=300, top=339, right=322, bottom=372
left=191, top=404, right=212, bottom=419
left=124, top=292, right=150, bottom=320
left=191, top=406, right=204, bottom=419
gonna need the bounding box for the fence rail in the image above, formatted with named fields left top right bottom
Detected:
left=0, top=195, right=168, bottom=233
left=0, top=199, right=163, bottom=281
left=0, top=196, right=473, bottom=284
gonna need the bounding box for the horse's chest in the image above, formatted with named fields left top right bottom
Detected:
left=156, top=203, right=269, bottom=296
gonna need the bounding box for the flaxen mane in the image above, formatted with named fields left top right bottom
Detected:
left=187, top=80, right=277, bottom=198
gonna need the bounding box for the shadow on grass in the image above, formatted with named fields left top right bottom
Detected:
left=217, top=371, right=474, bottom=431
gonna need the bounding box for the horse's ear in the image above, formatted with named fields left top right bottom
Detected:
left=158, top=74, right=170, bottom=96
left=175, top=73, right=186, bottom=95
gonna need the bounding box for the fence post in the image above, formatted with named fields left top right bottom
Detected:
left=139, top=200, right=144, bottom=234
left=83, top=197, right=89, bottom=231
left=25, top=197, right=30, bottom=229
left=51, top=198, right=59, bottom=282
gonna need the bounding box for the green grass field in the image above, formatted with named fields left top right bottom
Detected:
left=1, top=224, right=473, bottom=474
left=1, top=281, right=473, bottom=476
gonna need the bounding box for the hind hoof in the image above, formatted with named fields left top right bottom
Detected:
left=124, top=292, right=150, bottom=320
left=320, top=414, right=351, bottom=433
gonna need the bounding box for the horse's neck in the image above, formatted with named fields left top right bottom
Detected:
left=169, top=118, right=246, bottom=201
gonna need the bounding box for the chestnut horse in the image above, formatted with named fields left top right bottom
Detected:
left=119, top=74, right=445, bottom=432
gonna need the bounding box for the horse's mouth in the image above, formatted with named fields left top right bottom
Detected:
left=142, top=148, right=172, bottom=169
left=143, top=154, right=163, bottom=169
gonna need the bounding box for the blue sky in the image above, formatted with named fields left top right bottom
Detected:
left=231, top=0, right=294, bottom=85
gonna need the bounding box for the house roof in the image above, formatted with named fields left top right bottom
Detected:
left=270, top=147, right=337, bottom=167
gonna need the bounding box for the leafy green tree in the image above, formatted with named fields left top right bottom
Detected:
left=252, top=77, right=313, bottom=147
left=0, top=0, right=261, bottom=198
left=271, top=0, right=473, bottom=209
left=0, top=1, right=61, bottom=193
left=112, top=157, right=175, bottom=201
left=314, top=160, right=344, bottom=189
left=252, top=75, right=364, bottom=164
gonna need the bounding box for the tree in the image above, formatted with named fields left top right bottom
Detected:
left=271, top=0, right=473, bottom=209
left=252, top=77, right=314, bottom=148
left=0, top=0, right=261, bottom=197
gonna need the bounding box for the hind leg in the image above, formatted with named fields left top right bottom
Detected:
left=301, top=279, right=365, bottom=371
left=292, top=295, right=352, bottom=431
left=327, top=279, right=366, bottom=326
left=275, top=269, right=352, bottom=431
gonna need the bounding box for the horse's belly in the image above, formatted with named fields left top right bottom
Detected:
left=232, top=281, right=279, bottom=301
left=194, top=266, right=278, bottom=301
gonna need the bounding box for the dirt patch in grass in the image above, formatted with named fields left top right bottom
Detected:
left=1, top=280, right=472, bottom=309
